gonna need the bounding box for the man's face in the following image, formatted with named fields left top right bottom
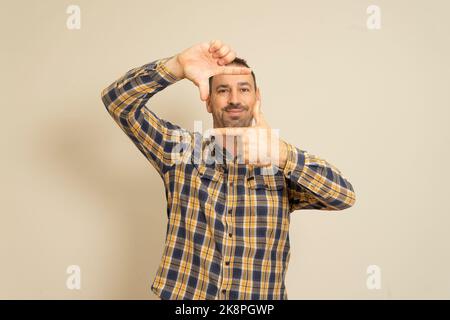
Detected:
left=206, top=69, right=260, bottom=128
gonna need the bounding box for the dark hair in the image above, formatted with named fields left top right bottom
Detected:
left=208, top=57, right=257, bottom=96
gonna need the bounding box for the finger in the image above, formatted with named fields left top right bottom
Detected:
left=244, top=140, right=252, bottom=165
left=210, top=127, right=247, bottom=137
left=211, top=127, right=244, bottom=136
left=209, top=40, right=222, bottom=53
left=235, top=135, right=245, bottom=164
left=238, top=134, right=252, bottom=165
left=247, top=139, right=259, bottom=165
left=218, top=51, right=236, bottom=66
left=198, top=79, right=209, bottom=101
left=217, top=65, right=251, bottom=75
left=213, top=45, right=230, bottom=59
left=252, top=99, right=261, bottom=125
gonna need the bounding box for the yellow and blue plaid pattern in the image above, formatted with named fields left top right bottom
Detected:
left=101, top=57, right=356, bottom=299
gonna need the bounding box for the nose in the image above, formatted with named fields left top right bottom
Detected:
left=228, top=88, right=239, bottom=105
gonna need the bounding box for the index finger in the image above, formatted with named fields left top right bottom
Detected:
left=217, top=66, right=252, bottom=75
left=209, top=40, right=222, bottom=53
left=209, top=127, right=248, bottom=137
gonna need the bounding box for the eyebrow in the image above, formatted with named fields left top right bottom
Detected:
left=215, top=82, right=252, bottom=90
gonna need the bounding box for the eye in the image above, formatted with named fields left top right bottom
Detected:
left=218, top=89, right=227, bottom=93
left=241, top=88, right=250, bottom=92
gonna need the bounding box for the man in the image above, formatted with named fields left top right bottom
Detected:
left=101, top=40, right=356, bottom=300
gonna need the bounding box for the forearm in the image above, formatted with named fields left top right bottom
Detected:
left=163, top=54, right=185, bottom=80
left=101, top=56, right=182, bottom=119
left=282, top=143, right=356, bottom=211
left=100, top=56, right=186, bottom=177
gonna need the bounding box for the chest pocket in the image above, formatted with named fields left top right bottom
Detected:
left=246, top=170, right=288, bottom=249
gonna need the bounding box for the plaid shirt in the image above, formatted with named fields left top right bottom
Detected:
left=101, top=56, right=356, bottom=300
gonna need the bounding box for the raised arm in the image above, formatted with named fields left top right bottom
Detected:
left=101, top=56, right=187, bottom=178
left=100, top=40, right=252, bottom=178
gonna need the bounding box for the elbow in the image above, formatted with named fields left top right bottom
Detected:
left=343, top=193, right=356, bottom=210
left=336, top=183, right=357, bottom=211
left=100, top=86, right=111, bottom=109
left=324, top=180, right=356, bottom=211
left=100, top=84, right=118, bottom=116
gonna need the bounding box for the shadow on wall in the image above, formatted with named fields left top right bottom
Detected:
left=31, top=98, right=176, bottom=299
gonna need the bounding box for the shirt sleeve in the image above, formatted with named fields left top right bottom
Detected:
left=101, top=56, right=191, bottom=179
left=281, top=141, right=356, bottom=212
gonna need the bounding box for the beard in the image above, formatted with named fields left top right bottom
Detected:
left=223, top=117, right=251, bottom=127
left=219, top=104, right=252, bottom=128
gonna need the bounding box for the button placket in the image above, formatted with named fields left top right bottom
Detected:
left=220, top=163, right=236, bottom=298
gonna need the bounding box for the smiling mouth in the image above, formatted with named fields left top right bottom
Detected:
left=226, top=108, right=244, bottom=115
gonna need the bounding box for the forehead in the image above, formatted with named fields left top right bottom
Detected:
left=211, top=73, right=254, bottom=88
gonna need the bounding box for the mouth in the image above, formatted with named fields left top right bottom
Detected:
left=225, top=108, right=244, bottom=116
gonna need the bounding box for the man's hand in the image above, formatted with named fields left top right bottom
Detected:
left=165, top=40, right=252, bottom=101
left=210, top=99, right=289, bottom=168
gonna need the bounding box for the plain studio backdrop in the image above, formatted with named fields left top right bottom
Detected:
left=1, top=0, right=449, bottom=299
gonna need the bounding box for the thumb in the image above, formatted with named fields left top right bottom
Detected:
left=198, top=79, right=209, bottom=101
left=252, top=99, right=261, bottom=126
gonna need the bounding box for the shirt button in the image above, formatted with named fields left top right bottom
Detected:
left=221, top=289, right=226, bottom=294
left=225, top=261, right=230, bottom=266
left=228, top=233, right=233, bottom=238
left=228, top=208, right=232, bottom=214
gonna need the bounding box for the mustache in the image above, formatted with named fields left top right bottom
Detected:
left=224, top=104, right=247, bottom=111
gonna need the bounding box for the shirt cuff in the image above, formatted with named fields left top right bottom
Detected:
left=156, top=56, right=183, bottom=83
left=282, top=142, right=306, bottom=181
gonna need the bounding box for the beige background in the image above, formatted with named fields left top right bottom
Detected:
left=1, top=0, right=449, bottom=299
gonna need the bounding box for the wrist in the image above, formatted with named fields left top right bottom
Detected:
left=163, top=54, right=185, bottom=80
left=277, top=139, right=288, bottom=169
